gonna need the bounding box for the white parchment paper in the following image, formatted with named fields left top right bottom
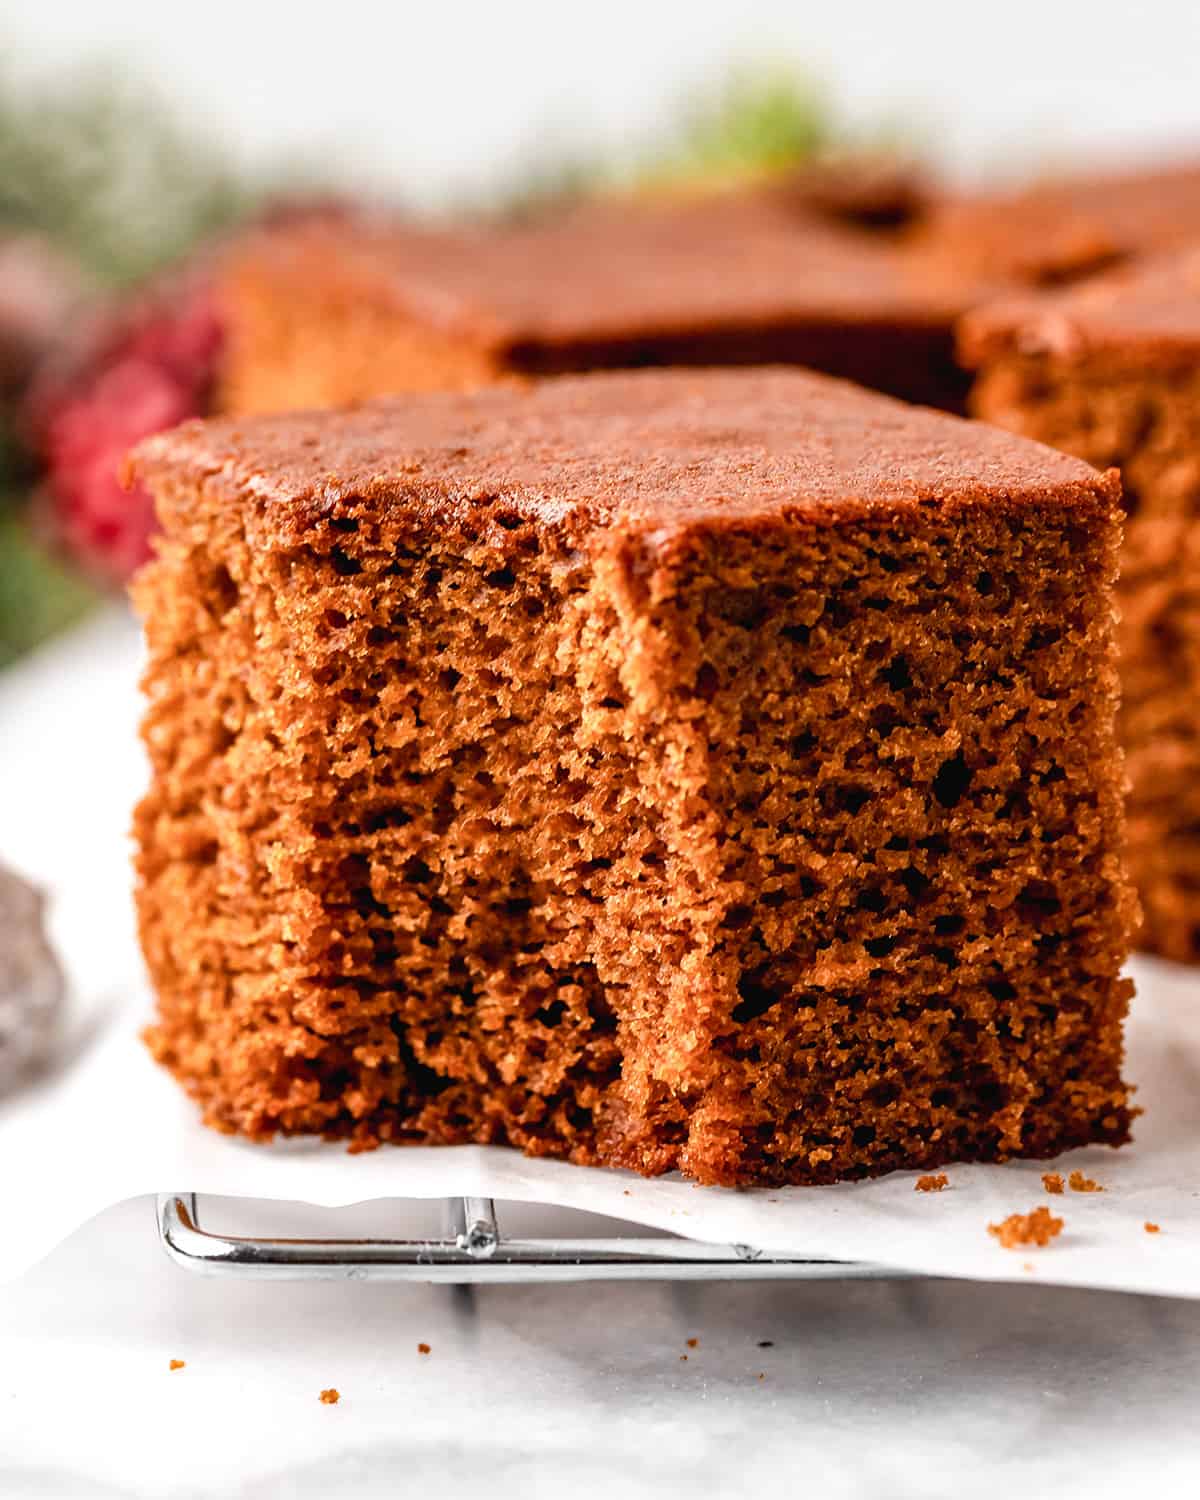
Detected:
left=2, top=610, right=1198, bottom=1291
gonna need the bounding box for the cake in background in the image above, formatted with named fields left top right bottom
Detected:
left=962, top=250, right=1200, bottom=962
left=919, top=159, right=1200, bottom=287
left=215, top=185, right=979, bottom=422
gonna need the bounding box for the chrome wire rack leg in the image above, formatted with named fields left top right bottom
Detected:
left=155, top=1193, right=905, bottom=1284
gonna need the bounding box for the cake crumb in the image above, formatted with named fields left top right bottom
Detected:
left=319, top=1388, right=340, bottom=1405
left=679, top=1354, right=688, bottom=1362
left=757, top=1373, right=765, bottom=1381
left=915, top=1173, right=948, bottom=1193
left=1145, top=1221, right=1161, bottom=1234
left=988, top=1205, right=1064, bottom=1249
left=1068, top=1170, right=1103, bottom=1193
left=418, top=1342, right=431, bottom=1355
left=1042, top=1172, right=1064, bottom=1194
left=686, top=1338, right=698, bottom=1349
left=168, top=1359, right=185, bottom=1371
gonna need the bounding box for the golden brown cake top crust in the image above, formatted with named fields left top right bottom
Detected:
left=224, top=191, right=984, bottom=353
left=130, top=366, right=1116, bottom=545
left=960, top=249, right=1200, bottom=366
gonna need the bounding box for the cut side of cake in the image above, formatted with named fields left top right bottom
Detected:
left=216, top=190, right=981, bottom=419
left=130, top=367, right=1135, bottom=1185
left=962, top=251, right=1200, bottom=963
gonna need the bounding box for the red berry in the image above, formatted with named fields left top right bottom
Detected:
left=25, top=201, right=352, bottom=586
left=26, top=269, right=223, bottom=585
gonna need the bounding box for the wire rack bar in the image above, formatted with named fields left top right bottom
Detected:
left=156, top=1193, right=906, bottom=1284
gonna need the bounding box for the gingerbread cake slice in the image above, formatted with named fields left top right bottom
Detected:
left=962, top=250, right=1200, bottom=963
left=216, top=189, right=981, bottom=418
left=130, top=367, right=1135, bottom=1185
left=917, top=157, right=1200, bottom=288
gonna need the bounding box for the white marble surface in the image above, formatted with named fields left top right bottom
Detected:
left=0, top=1193, right=1199, bottom=1498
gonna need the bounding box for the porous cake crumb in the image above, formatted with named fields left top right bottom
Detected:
left=1042, top=1172, right=1065, bottom=1194
left=1068, top=1170, right=1103, bottom=1193
left=962, top=250, right=1200, bottom=960
left=130, top=367, right=1136, bottom=1186
left=418, top=1343, right=431, bottom=1355
left=686, top=1338, right=699, bottom=1349
left=915, top=1173, right=948, bottom=1193
left=319, top=1388, right=340, bottom=1405
left=988, top=1206, right=1065, bottom=1249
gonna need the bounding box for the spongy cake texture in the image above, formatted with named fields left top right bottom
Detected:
left=963, top=251, right=1200, bottom=962
left=131, top=367, right=1135, bottom=1185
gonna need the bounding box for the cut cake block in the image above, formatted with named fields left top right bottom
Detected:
left=962, top=249, right=1200, bottom=962
left=216, top=189, right=980, bottom=418
left=130, top=367, right=1135, bottom=1185
left=917, top=157, right=1200, bottom=287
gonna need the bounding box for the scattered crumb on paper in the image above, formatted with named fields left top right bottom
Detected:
left=988, top=1206, right=1064, bottom=1249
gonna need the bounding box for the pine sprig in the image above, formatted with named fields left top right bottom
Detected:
left=639, top=67, right=833, bottom=187
left=0, top=502, right=97, bottom=669
left=498, top=65, right=837, bottom=217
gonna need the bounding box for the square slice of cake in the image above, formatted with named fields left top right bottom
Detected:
left=918, top=157, right=1200, bottom=287
left=962, top=251, right=1200, bottom=962
left=216, top=190, right=979, bottom=418
left=130, top=367, right=1135, bottom=1184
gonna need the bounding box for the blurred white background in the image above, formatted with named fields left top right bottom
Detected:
left=5, top=0, right=1200, bottom=203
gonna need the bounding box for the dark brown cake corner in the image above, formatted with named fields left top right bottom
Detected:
left=130, top=367, right=1136, bottom=1185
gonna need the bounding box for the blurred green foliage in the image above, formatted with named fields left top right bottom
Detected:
left=0, top=65, right=256, bottom=289
left=0, top=63, right=258, bottom=667
left=638, top=67, right=832, bottom=186
left=497, top=65, right=836, bottom=217
left=0, top=502, right=97, bottom=669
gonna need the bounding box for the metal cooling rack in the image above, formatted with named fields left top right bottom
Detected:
left=156, top=1193, right=904, bottom=1283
